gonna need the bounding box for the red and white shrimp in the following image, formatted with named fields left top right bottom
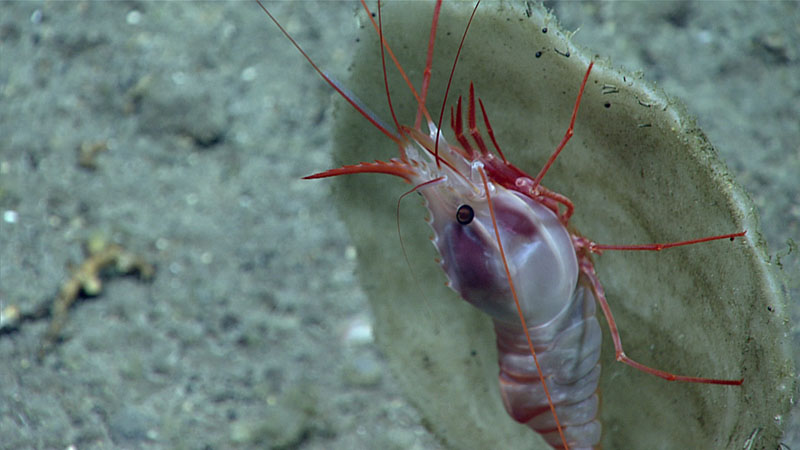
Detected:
left=259, top=1, right=745, bottom=448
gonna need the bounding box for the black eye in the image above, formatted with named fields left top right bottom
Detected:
left=456, top=204, right=474, bottom=225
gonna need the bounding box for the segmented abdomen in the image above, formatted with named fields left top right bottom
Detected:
left=493, top=281, right=602, bottom=449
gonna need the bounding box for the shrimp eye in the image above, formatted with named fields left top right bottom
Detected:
left=456, top=204, right=474, bottom=225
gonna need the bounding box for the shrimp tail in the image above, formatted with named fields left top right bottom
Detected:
left=494, top=283, right=602, bottom=449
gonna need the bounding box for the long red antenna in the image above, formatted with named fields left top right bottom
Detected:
left=377, top=1, right=404, bottom=141
left=256, top=1, right=402, bottom=146
left=415, top=0, right=443, bottom=130
left=433, top=1, right=481, bottom=169
left=359, top=0, right=434, bottom=126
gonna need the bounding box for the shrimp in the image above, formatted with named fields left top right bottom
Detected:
left=259, top=1, right=745, bottom=448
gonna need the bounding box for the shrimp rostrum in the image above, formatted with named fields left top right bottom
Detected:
left=260, top=1, right=745, bottom=449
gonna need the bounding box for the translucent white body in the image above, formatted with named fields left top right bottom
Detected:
left=494, top=285, right=602, bottom=449
left=413, top=130, right=602, bottom=449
